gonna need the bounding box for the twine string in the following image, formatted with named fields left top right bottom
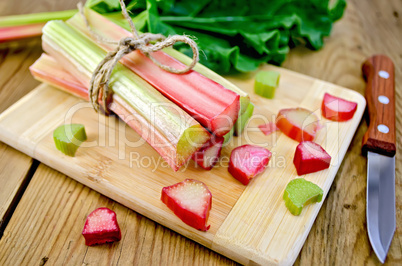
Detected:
left=78, top=0, right=199, bottom=113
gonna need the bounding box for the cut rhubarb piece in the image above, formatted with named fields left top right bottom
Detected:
left=234, top=103, right=254, bottom=136
left=67, top=9, right=240, bottom=136
left=53, top=123, right=87, bottom=156
left=321, top=93, right=357, bottom=121
left=283, top=178, right=323, bottom=216
left=161, top=179, right=212, bottom=231
left=41, top=21, right=210, bottom=171
left=276, top=107, right=319, bottom=142
left=82, top=207, right=121, bottom=246
left=293, top=141, right=331, bottom=175
left=254, top=71, right=280, bottom=99
left=258, top=122, right=279, bottom=136
left=228, top=145, right=272, bottom=185
left=192, top=136, right=224, bottom=170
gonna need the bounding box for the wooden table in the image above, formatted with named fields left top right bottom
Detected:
left=0, top=1, right=401, bottom=265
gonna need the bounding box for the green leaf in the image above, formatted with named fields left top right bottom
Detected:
left=85, top=0, right=122, bottom=13
left=88, top=0, right=346, bottom=74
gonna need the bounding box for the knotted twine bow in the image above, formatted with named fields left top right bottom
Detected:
left=78, top=0, right=199, bottom=114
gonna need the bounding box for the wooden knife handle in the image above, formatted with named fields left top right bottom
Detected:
left=362, top=55, right=396, bottom=157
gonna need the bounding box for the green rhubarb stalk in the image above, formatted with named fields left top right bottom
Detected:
left=0, top=10, right=77, bottom=27
left=67, top=9, right=241, bottom=137
left=234, top=103, right=254, bottom=136
left=223, top=126, right=234, bottom=145
left=30, top=54, right=185, bottom=166
left=41, top=21, right=210, bottom=171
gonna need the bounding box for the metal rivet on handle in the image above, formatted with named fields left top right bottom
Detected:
left=378, top=95, right=390, bottom=104
left=378, top=70, right=390, bottom=79
left=377, top=124, right=389, bottom=134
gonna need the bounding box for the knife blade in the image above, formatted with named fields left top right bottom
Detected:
left=362, top=55, right=396, bottom=263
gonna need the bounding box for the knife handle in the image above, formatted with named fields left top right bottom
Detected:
left=362, top=55, right=396, bottom=157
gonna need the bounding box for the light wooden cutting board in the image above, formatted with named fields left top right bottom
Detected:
left=0, top=64, right=365, bottom=265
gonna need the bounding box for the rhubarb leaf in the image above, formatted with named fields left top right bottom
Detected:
left=85, top=0, right=346, bottom=74
left=85, top=0, right=123, bottom=13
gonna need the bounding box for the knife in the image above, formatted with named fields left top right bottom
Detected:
left=362, top=55, right=396, bottom=263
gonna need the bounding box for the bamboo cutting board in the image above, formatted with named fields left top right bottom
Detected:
left=0, top=64, right=365, bottom=265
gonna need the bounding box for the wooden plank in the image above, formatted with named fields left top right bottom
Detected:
left=0, top=143, right=34, bottom=234
left=0, top=59, right=366, bottom=264
left=0, top=24, right=40, bottom=237
left=0, top=164, right=237, bottom=265
left=292, top=0, right=402, bottom=264
left=0, top=0, right=82, bottom=238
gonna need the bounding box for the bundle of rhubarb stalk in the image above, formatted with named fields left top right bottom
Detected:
left=20, top=2, right=359, bottom=235
left=30, top=7, right=253, bottom=172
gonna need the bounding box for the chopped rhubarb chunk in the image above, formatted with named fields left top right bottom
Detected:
left=258, top=122, right=279, bottom=136
left=228, top=145, right=272, bottom=185
left=254, top=70, right=280, bottom=99
left=82, top=207, right=121, bottom=246
left=283, top=178, right=323, bottom=215
left=321, top=93, right=357, bottom=121
left=293, top=141, right=331, bottom=175
left=161, top=179, right=212, bottom=231
left=276, top=107, right=319, bottom=142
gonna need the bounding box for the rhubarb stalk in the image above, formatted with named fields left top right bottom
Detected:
left=0, top=23, right=46, bottom=43
left=41, top=21, right=210, bottom=171
left=30, top=53, right=89, bottom=100
left=68, top=9, right=246, bottom=136
left=0, top=9, right=76, bottom=42
left=31, top=54, right=194, bottom=165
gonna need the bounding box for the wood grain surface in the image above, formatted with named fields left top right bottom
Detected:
left=0, top=65, right=366, bottom=264
left=0, top=0, right=401, bottom=265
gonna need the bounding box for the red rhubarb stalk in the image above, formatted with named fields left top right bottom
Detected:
left=30, top=51, right=210, bottom=171
left=0, top=23, right=45, bottom=43
left=0, top=9, right=77, bottom=42
left=192, top=136, right=224, bottom=170
left=67, top=9, right=240, bottom=136
left=29, top=54, right=89, bottom=100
